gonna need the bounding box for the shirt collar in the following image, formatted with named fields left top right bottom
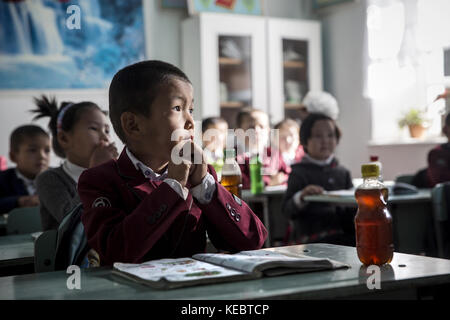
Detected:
left=125, top=147, right=168, bottom=181
left=302, top=153, right=335, bottom=166
left=15, top=169, right=36, bottom=194
left=62, top=160, right=86, bottom=183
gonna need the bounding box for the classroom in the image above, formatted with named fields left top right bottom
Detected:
left=0, top=0, right=449, bottom=308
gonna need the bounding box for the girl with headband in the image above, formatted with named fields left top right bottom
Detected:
left=31, top=95, right=118, bottom=232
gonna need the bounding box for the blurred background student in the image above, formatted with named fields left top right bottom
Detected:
left=0, top=125, right=50, bottom=214
left=202, top=116, right=228, bottom=180
left=427, top=112, right=450, bottom=187
left=31, top=95, right=118, bottom=231
left=282, top=113, right=355, bottom=246
left=235, top=107, right=271, bottom=189
left=267, top=119, right=305, bottom=186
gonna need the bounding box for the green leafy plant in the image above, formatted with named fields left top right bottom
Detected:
left=398, top=108, right=427, bottom=128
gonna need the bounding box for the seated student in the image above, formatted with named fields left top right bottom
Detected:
left=268, top=119, right=305, bottom=186
left=0, top=125, right=50, bottom=214
left=202, top=117, right=228, bottom=180
left=235, top=107, right=272, bottom=189
left=282, top=113, right=355, bottom=245
left=299, top=91, right=339, bottom=121
left=77, top=60, right=267, bottom=266
left=31, top=95, right=118, bottom=231
left=427, top=112, right=450, bottom=187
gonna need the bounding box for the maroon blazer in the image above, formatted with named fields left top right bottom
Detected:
left=78, top=148, right=267, bottom=266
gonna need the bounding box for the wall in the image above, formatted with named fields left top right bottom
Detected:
left=320, top=0, right=442, bottom=181
left=320, top=0, right=372, bottom=180
left=0, top=0, right=315, bottom=168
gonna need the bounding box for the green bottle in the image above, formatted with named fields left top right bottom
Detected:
left=250, top=153, right=264, bottom=194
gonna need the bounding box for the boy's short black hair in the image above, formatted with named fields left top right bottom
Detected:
left=109, top=60, right=191, bottom=142
left=300, top=113, right=341, bottom=153
left=10, top=125, right=49, bottom=153
left=202, top=117, right=227, bottom=133
left=236, top=107, right=267, bottom=128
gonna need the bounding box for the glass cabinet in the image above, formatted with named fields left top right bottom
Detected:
left=182, top=13, right=322, bottom=128
left=267, top=18, right=322, bottom=124
left=182, top=13, right=267, bottom=129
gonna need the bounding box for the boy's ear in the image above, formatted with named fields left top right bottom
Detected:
left=121, top=112, right=143, bottom=139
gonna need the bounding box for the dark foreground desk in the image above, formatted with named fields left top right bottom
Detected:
left=0, top=233, right=34, bottom=277
left=0, top=244, right=449, bottom=300
left=304, top=189, right=436, bottom=256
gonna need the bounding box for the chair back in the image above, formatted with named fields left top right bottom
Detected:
left=431, top=182, right=450, bottom=258
left=395, top=174, right=414, bottom=185
left=6, top=206, right=42, bottom=235
left=34, top=229, right=57, bottom=273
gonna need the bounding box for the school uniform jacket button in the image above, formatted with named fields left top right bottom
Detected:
left=235, top=213, right=241, bottom=222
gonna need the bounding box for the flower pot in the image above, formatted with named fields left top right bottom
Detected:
left=408, top=124, right=426, bottom=138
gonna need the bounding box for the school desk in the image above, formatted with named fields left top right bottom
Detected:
left=242, top=185, right=288, bottom=247
left=0, top=214, right=6, bottom=236
left=0, top=233, right=35, bottom=277
left=0, top=243, right=449, bottom=300
left=303, top=189, right=435, bottom=256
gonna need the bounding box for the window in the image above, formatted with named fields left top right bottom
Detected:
left=365, top=0, right=450, bottom=143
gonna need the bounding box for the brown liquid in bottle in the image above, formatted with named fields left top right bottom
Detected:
left=355, top=187, right=394, bottom=265
left=220, top=174, right=242, bottom=198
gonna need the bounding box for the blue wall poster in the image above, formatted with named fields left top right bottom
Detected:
left=0, top=0, right=145, bottom=89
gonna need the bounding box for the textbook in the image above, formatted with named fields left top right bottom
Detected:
left=112, top=249, right=349, bottom=289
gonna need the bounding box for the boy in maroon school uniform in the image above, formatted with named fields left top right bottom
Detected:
left=78, top=60, right=267, bottom=266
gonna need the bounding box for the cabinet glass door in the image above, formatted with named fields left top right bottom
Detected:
left=218, top=35, right=252, bottom=129
left=267, top=19, right=322, bottom=125
left=282, top=39, right=309, bottom=121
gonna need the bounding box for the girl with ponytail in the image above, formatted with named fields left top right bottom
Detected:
left=31, top=95, right=118, bottom=231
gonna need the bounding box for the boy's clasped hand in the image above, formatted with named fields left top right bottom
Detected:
left=168, top=140, right=207, bottom=188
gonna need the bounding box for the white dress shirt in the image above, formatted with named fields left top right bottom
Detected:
left=62, top=160, right=87, bottom=184
left=126, top=148, right=216, bottom=204
left=15, top=169, right=37, bottom=195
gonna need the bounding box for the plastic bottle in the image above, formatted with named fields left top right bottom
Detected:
left=211, top=158, right=224, bottom=182
left=220, top=149, right=242, bottom=198
left=369, top=155, right=383, bottom=182
left=354, top=163, right=394, bottom=265
left=250, top=153, right=264, bottom=194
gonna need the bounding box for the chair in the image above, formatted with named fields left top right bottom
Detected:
left=431, top=183, right=450, bottom=258
left=395, top=174, right=414, bottom=185
left=6, top=206, right=42, bottom=235
left=34, top=229, right=57, bottom=273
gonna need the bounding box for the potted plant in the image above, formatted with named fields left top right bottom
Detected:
left=398, top=108, right=428, bottom=138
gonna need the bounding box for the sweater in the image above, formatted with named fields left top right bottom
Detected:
left=282, top=156, right=355, bottom=244
left=36, top=166, right=80, bottom=231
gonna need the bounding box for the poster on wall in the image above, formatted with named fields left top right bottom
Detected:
left=188, top=0, right=264, bottom=16
left=0, top=0, right=145, bottom=89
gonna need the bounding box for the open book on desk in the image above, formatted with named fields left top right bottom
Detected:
left=112, top=249, right=350, bottom=289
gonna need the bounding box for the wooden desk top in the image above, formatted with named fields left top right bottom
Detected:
left=0, top=243, right=449, bottom=300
